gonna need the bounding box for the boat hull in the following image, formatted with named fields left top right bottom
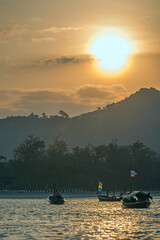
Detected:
left=122, top=200, right=151, bottom=208
left=48, top=195, right=65, bottom=204
left=98, top=195, right=121, bottom=202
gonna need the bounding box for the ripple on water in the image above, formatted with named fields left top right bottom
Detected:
left=0, top=197, right=160, bottom=239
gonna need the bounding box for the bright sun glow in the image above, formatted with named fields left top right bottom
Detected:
left=90, top=34, right=133, bottom=73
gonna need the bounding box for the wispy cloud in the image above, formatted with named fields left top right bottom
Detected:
left=0, top=24, right=27, bottom=39
left=21, top=90, right=72, bottom=102
left=31, top=37, right=56, bottom=43
left=0, top=55, right=94, bottom=70
left=22, top=55, right=94, bottom=69
left=29, top=55, right=93, bottom=68
left=38, top=26, right=83, bottom=34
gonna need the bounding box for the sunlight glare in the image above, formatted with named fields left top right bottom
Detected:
left=90, top=34, right=133, bottom=73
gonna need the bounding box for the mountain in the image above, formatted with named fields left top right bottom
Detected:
left=1, top=87, right=160, bottom=158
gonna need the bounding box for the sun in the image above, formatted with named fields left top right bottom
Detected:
left=90, top=34, right=133, bottom=73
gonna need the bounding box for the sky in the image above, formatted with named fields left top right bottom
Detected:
left=0, top=0, right=160, bottom=117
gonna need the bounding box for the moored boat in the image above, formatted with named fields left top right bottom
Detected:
left=97, top=181, right=121, bottom=202
left=48, top=195, right=65, bottom=204
left=98, top=194, right=121, bottom=202
left=48, top=186, right=65, bottom=204
left=121, top=191, right=152, bottom=208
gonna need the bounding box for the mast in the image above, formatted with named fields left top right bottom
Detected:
left=130, top=170, right=137, bottom=192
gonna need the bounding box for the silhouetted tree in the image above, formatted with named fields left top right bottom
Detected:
left=28, top=112, right=39, bottom=119
left=0, top=156, right=6, bottom=161
left=59, top=110, right=69, bottom=118
left=0, top=137, right=159, bottom=191
left=47, top=137, right=68, bottom=156
left=14, top=135, right=45, bottom=162
left=42, top=112, right=48, bottom=118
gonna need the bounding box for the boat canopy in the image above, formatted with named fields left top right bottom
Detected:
left=122, top=191, right=148, bottom=198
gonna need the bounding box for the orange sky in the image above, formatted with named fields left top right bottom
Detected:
left=0, top=0, right=160, bottom=117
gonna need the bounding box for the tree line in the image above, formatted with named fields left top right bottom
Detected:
left=0, top=135, right=160, bottom=191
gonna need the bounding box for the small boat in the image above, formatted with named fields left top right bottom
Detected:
left=121, top=191, right=152, bottom=208
left=98, top=194, right=121, bottom=202
left=48, top=186, right=65, bottom=204
left=48, top=195, right=65, bottom=204
left=97, top=181, right=121, bottom=202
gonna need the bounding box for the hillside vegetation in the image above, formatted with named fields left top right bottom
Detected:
left=1, top=87, right=160, bottom=159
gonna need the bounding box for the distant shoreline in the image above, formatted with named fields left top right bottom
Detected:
left=0, top=191, right=160, bottom=199
left=0, top=192, right=97, bottom=199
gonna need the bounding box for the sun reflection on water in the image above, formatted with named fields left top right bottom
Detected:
left=0, top=196, right=160, bottom=239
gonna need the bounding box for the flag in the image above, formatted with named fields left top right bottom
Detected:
left=98, top=181, right=103, bottom=193
left=98, top=184, right=102, bottom=189
left=130, top=170, right=137, bottom=177
left=98, top=188, right=102, bottom=193
left=99, top=181, right=103, bottom=186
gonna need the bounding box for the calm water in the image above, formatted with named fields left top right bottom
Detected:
left=0, top=196, right=160, bottom=239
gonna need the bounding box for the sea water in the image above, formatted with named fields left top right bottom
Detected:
left=0, top=195, right=160, bottom=239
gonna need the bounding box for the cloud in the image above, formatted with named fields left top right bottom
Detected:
left=31, top=37, right=56, bottom=43
left=0, top=89, right=73, bottom=117
left=21, top=90, right=72, bottom=102
left=38, top=26, right=83, bottom=34
left=0, top=54, right=94, bottom=70
left=0, top=24, right=27, bottom=39
left=0, top=88, right=71, bottom=103
left=0, top=89, right=27, bottom=105
left=77, top=85, right=110, bottom=99
left=22, top=55, right=94, bottom=69
left=0, top=85, right=128, bottom=118
left=76, top=84, right=127, bottom=102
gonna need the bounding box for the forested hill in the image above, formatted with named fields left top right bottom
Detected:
left=1, top=87, right=160, bottom=158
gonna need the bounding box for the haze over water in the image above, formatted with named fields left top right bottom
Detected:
left=1, top=196, right=160, bottom=239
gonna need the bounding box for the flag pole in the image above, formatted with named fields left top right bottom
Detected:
left=130, top=176, right=133, bottom=193
left=130, top=170, right=137, bottom=192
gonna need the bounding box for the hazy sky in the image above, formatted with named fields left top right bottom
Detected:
left=0, top=0, right=160, bottom=117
